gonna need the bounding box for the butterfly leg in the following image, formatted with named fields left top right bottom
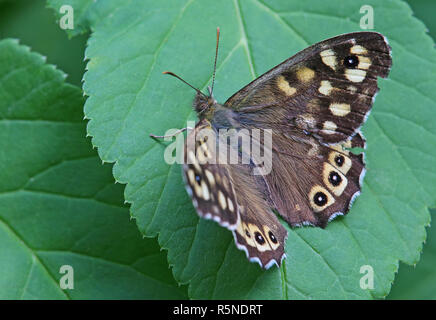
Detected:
left=149, top=127, right=193, bottom=139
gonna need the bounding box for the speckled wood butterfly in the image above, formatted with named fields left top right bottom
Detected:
left=153, top=29, right=392, bottom=269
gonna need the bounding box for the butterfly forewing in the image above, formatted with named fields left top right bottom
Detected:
left=182, top=120, right=287, bottom=268
left=225, top=32, right=391, bottom=145
left=182, top=120, right=239, bottom=229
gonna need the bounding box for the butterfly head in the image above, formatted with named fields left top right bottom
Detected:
left=193, top=87, right=217, bottom=119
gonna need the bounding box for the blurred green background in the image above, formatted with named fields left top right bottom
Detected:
left=0, top=0, right=87, bottom=86
left=0, top=0, right=434, bottom=299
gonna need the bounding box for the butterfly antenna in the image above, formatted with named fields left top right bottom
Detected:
left=210, top=27, right=220, bottom=96
left=162, top=71, right=207, bottom=98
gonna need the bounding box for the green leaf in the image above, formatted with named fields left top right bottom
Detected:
left=0, top=38, right=187, bottom=299
left=404, top=0, right=436, bottom=43
left=388, top=210, right=436, bottom=299
left=0, top=0, right=88, bottom=86
left=46, top=0, right=121, bottom=37
left=76, top=0, right=436, bottom=299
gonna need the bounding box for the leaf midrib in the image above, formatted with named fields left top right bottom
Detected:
left=0, top=216, right=70, bottom=300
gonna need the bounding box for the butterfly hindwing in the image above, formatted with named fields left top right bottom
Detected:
left=244, top=128, right=365, bottom=228
left=229, top=163, right=287, bottom=268
left=314, top=133, right=366, bottom=225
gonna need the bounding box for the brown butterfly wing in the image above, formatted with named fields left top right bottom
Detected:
left=182, top=119, right=287, bottom=268
left=223, top=32, right=391, bottom=227
left=229, top=163, right=287, bottom=268
left=225, top=32, right=392, bottom=145
left=260, top=131, right=366, bottom=227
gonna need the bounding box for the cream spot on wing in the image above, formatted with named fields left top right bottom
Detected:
left=196, top=146, right=206, bottom=163
left=297, top=113, right=316, bottom=131
left=218, top=190, right=227, bottom=210
left=200, top=141, right=208, bottom=152
left=307, top=138, right=319, bottom=157
left=318, top=80, right=333, bottom=95
left=277, top=75, right=297, bottom=96
left=201, top=181, right=210, bottom=200
left=322, top=121, right=337, bottom=134
left=358, top=56, right=371, bottom=70
left=227, top=197, right=234, bottom=212
left=188, top=151, right=201, bottom=172
left=347, top=85, right=357, bottom=93
left=187, top=169, right=196, bottom=186
left=322, top=162, right=348, bottom=196
left=342, top=140, right=353, bottom=149
left=330, top=144, right=350, bottom=155
left=202, top=143, right=213, bottom=160
left=320, top=49, right=337, bottom=70
left=350, top=45, right=367, bottom=55
left=222, top=176, right=230, bottom=192
left=330, top=144, right=345, bottom=153
left=194, top=183, right=202, bottom=198
left=363, top=87, right=372, bottom=95
left=296, top=67, right=315, bottom=83
left=330, top=103, right=351, bottom=117
left=303, top=113, right=316, bottom=125
left=188, top=151, right=196, bottom=163
left=205, top=169, right=215, bottom=186
left=328, top=151, right=352, bottom=174
left=345, top=68, right=366, bottom=82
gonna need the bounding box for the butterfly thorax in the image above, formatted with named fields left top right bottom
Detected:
left=193, top=92, right=238, bottom=129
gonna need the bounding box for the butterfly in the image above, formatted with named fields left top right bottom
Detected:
left=153, top=29, right=392, bottom=269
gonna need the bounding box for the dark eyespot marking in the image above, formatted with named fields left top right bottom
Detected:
left=195, top=174, right=202, bottom=184
left=344, top=55, right=359, bottom=68
left=268, top=231, right=278, bottom=244
left=245, top=229, right=251, bottom=238
left=314, top=191, right=328, bottom=206
left=328, top=171, right=342, bottom=186
left=254, top=232, right=266, bottom=245
left=335, top=155, right=345, bottom=167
